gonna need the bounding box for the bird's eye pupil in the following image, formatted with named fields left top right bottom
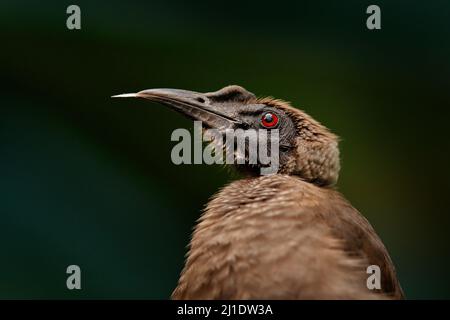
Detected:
left=261, top=112, right=279, bottom=128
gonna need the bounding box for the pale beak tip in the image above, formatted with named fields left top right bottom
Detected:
left=111, top=93, right=138, bottom=98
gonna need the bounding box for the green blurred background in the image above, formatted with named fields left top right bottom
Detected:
left=1, top=0, right=449, bottom=299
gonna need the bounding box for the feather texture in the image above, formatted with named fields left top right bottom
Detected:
left=172, top=175, right=403, bottom=299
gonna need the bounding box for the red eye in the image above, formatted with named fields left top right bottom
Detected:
left=261, top=112, right=279, bottom=128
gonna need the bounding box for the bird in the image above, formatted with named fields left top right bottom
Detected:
left=112, top=85, right=404, bottom=299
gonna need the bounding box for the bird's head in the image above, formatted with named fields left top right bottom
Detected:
left=113, top=85, right=340, bottom=186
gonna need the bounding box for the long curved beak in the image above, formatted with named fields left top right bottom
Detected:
left=112, top=88, right=244, bottom=130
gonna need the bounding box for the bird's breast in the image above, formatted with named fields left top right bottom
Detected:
left=172, top=175, right=333, bottom=299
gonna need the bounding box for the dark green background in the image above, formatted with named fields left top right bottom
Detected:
left=1, top=0, right=449, bottom=298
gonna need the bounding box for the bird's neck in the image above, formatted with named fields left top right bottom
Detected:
left=174, top=174, right=341, bottom=299
left=192, top=174, right=327, bottom=246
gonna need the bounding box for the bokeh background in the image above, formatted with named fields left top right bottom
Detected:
left=1, top=0, right=450, bottom=299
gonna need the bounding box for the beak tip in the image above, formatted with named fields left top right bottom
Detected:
left=111, top=93, right=138, bottom=98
